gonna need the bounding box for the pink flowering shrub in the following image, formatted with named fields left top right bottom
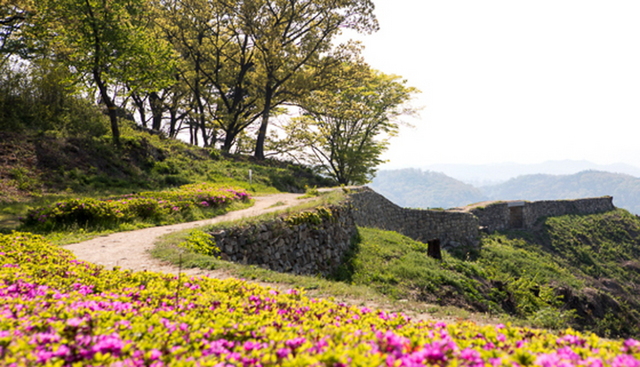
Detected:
left=1, top=232, right=640, bottom=366
left=20, top=183, right=251, bottom=230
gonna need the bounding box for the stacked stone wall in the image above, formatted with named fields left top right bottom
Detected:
left=208, top=204, right=356, bottom=276
left=522, top=197, right=614, bottom=228
left=470, top=202, right=510, bottom=232
left=471, top=197, right=615, bottom=232
left=203, top=188, right=616, bottom=276
left=348, top=188, right=479, bottom=248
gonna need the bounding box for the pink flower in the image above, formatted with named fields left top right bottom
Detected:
left=91, top=333, right=124, bottom=356
left=149, top=349, right=162, bottom=360
left=66, top=318, right=83, bottom=327
left=623, top=339, right=640, bottom=353
left=611, top=354, right=640, bottom=367
left=276, top=348, right=291, bottom=359
left=285, top=337, right=306, bottom=350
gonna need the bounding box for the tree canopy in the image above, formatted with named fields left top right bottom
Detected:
left=1, top=0, right=419, bottom=180
left=291, top=62, right=418, bottom=184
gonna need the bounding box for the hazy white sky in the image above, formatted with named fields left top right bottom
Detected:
left=346, top=0, right=640, bottom=168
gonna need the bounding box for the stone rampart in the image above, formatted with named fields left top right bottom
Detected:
left=208, top=204, right=356, bottom=276
left=470, top=202, right=510, bottom=232
left=203, top=188, right=616, bottom=276
left=522, top=197, right=615, bottom=228
left=471, top=197, right=615, bottom=232
left=348, top=187, right=479, bottom=248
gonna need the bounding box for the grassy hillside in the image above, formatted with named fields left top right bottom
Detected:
left=0, top=129, right=335, bottom=230
left=339, top=209, right=640, bottom=337
left=157, top=207, right=640, bottom=338
left=0, top=130, right=334, bottom=199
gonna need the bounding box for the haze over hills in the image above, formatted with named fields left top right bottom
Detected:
left=370, top=169, right=486, bottom=209
left=371, top=166, right=640, bottom=215
left=419, top=160, right=640, bottom=186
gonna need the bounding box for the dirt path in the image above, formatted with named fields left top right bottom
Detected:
left=63, top=190, right=466, bottom=323
left=63, top=193, right=314, bottom=277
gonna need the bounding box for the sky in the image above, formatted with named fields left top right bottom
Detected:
left=342, top=0, right=640, bottom=169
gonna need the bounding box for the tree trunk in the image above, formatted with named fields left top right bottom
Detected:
left=222, top=130, right=235, bottom=153
left=149, top=92, right=163, bottom=132
left=131, top=92, right=147, bottom=128
left=95, top=71, right=120, bottom=146
left=254, top=88, right=273, bottom=159
left=169, top=108, right=178, bottom=138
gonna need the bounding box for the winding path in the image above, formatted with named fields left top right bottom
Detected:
left=62, top=189, right=456, bottom=323
left=63, top=193, right=315, bottom=277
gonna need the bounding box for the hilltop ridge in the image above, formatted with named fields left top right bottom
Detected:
left=371, top=168, right=640, bottom=214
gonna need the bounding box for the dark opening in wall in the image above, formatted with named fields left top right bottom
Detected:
left=427, top=239, right=442, bottom=260
left=508, top=201, right=525, bottom=228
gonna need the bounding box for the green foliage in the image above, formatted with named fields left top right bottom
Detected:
left=178, top=229, right=219, bottom=257
left=0, top=61, right=109, bottom=137
left=335, top=224, right=637, bottom=334
left=284, top=206, right=333, bottom=226
left=297, top=185, right=321, bottom=199
left=336, top=227, right=491, bottom=311
left=528, top=307, right=577, bottom=330
left=477, top=234, right=582, bottom=289
left=31, top=0, right=175, bottom=144
left=0, top=129, right=335, bottom=203
left=543, top=210, right=640, bottom=279
left=18, top=183, right=251, bottom=232
left=291, top=64, right=419, bottom=185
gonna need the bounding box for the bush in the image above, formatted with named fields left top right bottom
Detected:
left=19, top=183, right=251, bottom=231
left=0, top=60, right=108, bottom=137
left=178, top=229, right=219, bottom=257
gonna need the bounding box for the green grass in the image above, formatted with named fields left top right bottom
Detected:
left=151, top=228, right=406, bottom=311
left=151, top=208, right=640, bottom=337
left=194, top=190, right=347, bottom=232
left=0, top=128, right=336, bottom=229
left=334, top=228, right=491, bottom=309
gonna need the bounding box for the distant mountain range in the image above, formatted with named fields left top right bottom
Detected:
left=371, top=169, right=485, bottom=209
left=420, top=160, right=640, bottom=186
left=370, top=165, right=640, bottom=215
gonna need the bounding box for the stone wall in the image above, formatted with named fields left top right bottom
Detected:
left=208, top=204, right=356, bottom=276
left=203, top=188, right=616, bottom=276
left=348, top=187, right=480, bottom=249
left=471, top=197, right=615, bottom=232
left=470, top=202, right=510, bottom=232
left=522, top=197, right=615, bottom=228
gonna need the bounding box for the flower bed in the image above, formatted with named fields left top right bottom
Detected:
left=1, top=232, right=639, bottom=366
left=20, top=183, right=251, bottom=230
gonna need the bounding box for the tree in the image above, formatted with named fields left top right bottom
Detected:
left=294, top=64, right=418, bottom=185
left=32, top=0, right=174, bottom=146
left=157, top=0, right=263, bottom=150
left=0, top=0, right=35, bottom=64
left=230, top=0, right=378, bottom=159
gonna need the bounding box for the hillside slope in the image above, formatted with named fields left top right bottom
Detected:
left=0, top=131, right=334, bottom=203
left=339, top=209, right=640, bottom=337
